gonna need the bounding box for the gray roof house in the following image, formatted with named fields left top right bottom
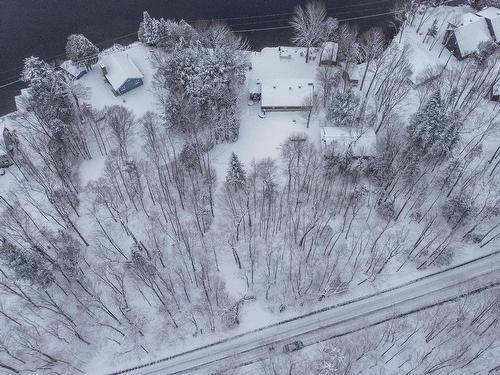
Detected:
left=443, top=13, right=493, bottom=59
left=100, top=54, right=144, bottom=96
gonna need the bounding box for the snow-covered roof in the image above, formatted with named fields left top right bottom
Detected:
left=454, top=13, right=492, bottom=56
left=261, top=79, right=314, bottom=108
left=476, top=6, right=500, bottom=19
left=346, top=64, right=362, bottom=81
left=321, top=42, right=338, bottom=62
left=321, top=127, right=377, bottom=157
left=60, top=60, right=86, bottom=78
left=101, top=54, right=143, bottom=91
left=477, top=7, right=500, bottom=41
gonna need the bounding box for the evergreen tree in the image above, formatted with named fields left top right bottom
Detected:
left=22, top=56, right=75, bottom=124
left=21, top=56, right=48, bottom=91
left=0, top=239, right=54, bottom=287
left=226, top=152, right=246, bottom=191
left=155, top=41, right=247, bottom=142
left=407, top=90, right=460, bottom=159
left=138, top=11, right=161, bottom=46
left=326, top=89, right=359, bottom=128
left=65, top=34, right=99, bottom=69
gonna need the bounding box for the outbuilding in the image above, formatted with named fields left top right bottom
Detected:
left=59, top=60, right=87, bottom=80
left=320, top=42, right=339, bottom=66
left=476, top=7, right=500, bottom=42
left=321, top=126, right=377, bottom=159
left=260, top=79, right=314, bottom=112
left=443, top=13, right=493, bottom=59
left=343, top=64, right=362, bottom=86
left=100, top=54, right=144, bottom=96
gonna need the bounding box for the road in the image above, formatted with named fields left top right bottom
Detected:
left=111, top=251, right=500, bottom=375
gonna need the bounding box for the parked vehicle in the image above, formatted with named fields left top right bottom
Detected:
left=283, top=341, right=304, bottom=352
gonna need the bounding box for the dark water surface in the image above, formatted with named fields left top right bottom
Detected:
left=0, top=0, right=395, bottom=115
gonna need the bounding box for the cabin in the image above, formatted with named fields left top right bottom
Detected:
left=260, top=79, right=314, bottom=112
left=59, top=60, right=87, bottom=80
left=321, top=127, right=377, bottom=159
left=343, top=64, right=362, bottom=86
left=320, top=42, right=339, bottom=66
left=100, top=54, right=144, bottom=96
left=443, top=13, right=493, bottom=59
left=476, top=7, right=500, bottom=42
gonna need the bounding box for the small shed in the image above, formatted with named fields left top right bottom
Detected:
left=443, top=13, right=492, bottom=59
left=476, top=7, right=500, bottom=42
left=320, top=42, right=339, bottom=66
left=343, top=64, right=362, bottom=86
left=60, top=60, right=87, bottom=80
left=100, top=54, right=144, bottom=96
left=261, top=79, right=314, bottom=112
left=321, top=127, right=377, bottom=159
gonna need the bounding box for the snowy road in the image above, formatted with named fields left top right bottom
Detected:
left=111, top=251, right=500, bottom=375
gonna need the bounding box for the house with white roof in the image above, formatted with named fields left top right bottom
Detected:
left=99, top=54, right=144, bottom=96
left=320, top=42, right=339, bottom=66
left=321, top=127, right=377, bottom=159
left=260, top=79, right=314, bottom=112
left=443, top=13, right=493, bottom=59
left=59, top=60, right=87, bottom=80
left=476, top=7, right=500, bottom=42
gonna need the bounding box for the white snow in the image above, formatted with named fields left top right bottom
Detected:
left=14, top=88, right=30, bottom=112
left=320, top=41, right=339, bottom=64
left=60, top=60, right=86, bottom=79
left=100, top=52, right=144, bottom=92
left=211, top=46, right=319, bottom=180
left=79, top=43, right=158, bottom=116
left=320, top=126, right=377, bottom=157
left=345, top=63, right=362, bottom=82
left=454, top=13, right=492, bottom=57
left=261, top=79, right=314, bottom=109
left=477, top=6, right=500, bottom=41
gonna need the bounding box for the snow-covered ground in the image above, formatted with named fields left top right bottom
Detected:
left=79, top=43, right=158, bottom=117
left=212, top=47, right=322, bottom=178
left=2, top=5, right=500, bottom=373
